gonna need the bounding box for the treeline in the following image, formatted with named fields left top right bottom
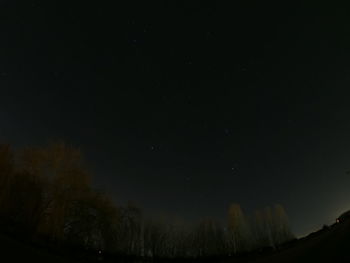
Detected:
left=0, top=142, right=294, bottom=258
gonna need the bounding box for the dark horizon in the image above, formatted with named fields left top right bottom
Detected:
left=1, top=2, right=350, bottom=237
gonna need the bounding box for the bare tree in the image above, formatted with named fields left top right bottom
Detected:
left=192, top=218, right=225, bottom=257
left=143, top=218, right=168, bottom=257
left=114, top=203, right=143, bottom=255
left=272, top=204, right=294, bottom=245
left=227, top=204, right=251, bottom=254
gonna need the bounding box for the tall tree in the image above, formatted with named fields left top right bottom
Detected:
left=0, top=144, right=14, bottom=218
left=115, top=203, right=143, bottom=255
left=272, top=204, right=294, bottom=245
left=17, top=142, right=91, bottom=241
left=227, top=204, right=251, bottom=254
left=192, top=218, right=225, bottom=257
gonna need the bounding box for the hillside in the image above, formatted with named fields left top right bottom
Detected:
left=235, top=220, right=350, bottom=262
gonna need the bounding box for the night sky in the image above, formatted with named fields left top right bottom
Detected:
left=1, top=2, right=350, bottom=236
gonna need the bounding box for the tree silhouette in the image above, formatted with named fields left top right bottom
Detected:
left=227, top=203, right=251, bottom=254
left=0, top=141, right=295, bottom=258
left=272, top=204, right=294, bottom=244
left=0, top=144, right=14, bottom=221
left=251, top=205, right=294, bottom=249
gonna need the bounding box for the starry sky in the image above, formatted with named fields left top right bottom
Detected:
left=1, top=2, right=350, bottom=236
